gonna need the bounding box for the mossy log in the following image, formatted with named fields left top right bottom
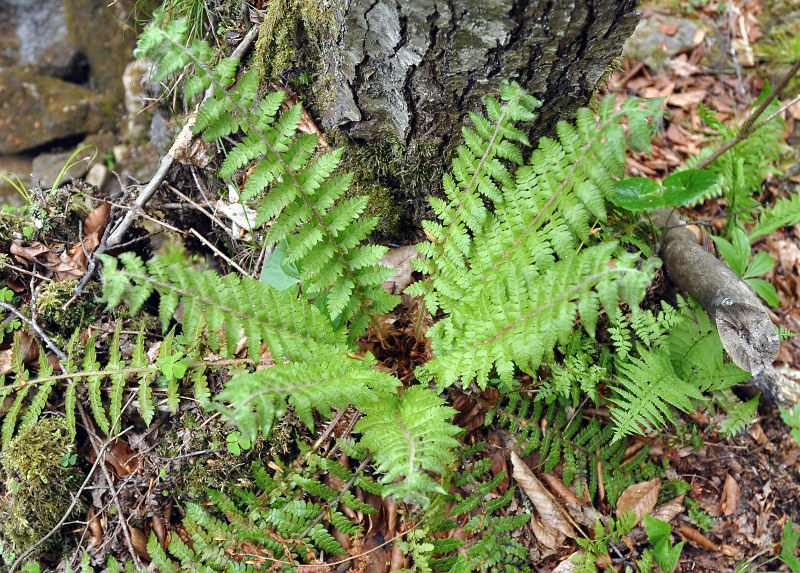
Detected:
left=657, top=210, right=779, bottom=376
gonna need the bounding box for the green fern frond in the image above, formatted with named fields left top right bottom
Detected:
left=355, top=385, right=461, bottom=506
left=215, top=355, right=400, bottom=443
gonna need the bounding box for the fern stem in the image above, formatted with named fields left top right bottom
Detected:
left=0, top=358, right=252, bottom=395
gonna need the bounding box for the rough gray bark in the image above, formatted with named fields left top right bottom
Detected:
left=320, top=0, right=640, bottom=145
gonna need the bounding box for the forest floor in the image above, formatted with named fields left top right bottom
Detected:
left=1, top=0, right=800, bottom=572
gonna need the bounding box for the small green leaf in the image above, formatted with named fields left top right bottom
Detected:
left=611, top=178, right=664, bottom=210
left=260, top=239, right=301, bottom=290
left=779, top=519, right=800, bottom=571
left=743, top=251, right=774, bottom=279
left=662, top=169, right=718, bottom=207
left=710, top=228, right=749, bottom=277
left=746, top=278, right=780, bottom=307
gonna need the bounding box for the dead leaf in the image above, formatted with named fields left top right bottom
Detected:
left=169, top=114, right=213, bottom=167
left=749, top=422, right=768, bottom=445
left=677, top=523, right=718, bottom=551
left=721, top=474, right=740, bottom=516
left=552, top=552, right=582, bottom=572
left=84, top=202, right=111, bottom=238
left=379, top=245, right=420, bottom=294
left=616, top=478, right=662, bottom=526
left=540, top=472, right=581, bottom=504
left=129, top=526, right=150, bottom=559
left=511, top=450, right=576, bottom=544
left=650, top=494, right=685, bottom=523
left=668, top=90, right=707, bottom=109
left=658, top=21, right=680, bottom=36
left=11, top=240, right=85, bottom=281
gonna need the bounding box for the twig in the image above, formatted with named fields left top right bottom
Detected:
left=151, top=446, right=228, bottom=462
left=189, top=228, right=252, bottom=277
left=695, top=58, right=800, bottom=170
left=0, top=262, right=53, bottom=282
left=9, top=426, right=133, bottom=571
left=104, top=25, right=260, bottom=248
left=0, top=301, right=68, bottom=361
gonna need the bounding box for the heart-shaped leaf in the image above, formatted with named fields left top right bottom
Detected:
left=662, top=169, right=718, bottom=207
left=612, top=178, right=664, bottom=210
left=260, top=239, right=301, bottom=290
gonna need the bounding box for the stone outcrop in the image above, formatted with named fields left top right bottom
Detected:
left=0, top=68, right=110, bottom=154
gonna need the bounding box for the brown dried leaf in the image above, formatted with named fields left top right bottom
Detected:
left=11, top=240, right=85, bottom=280
left=616, top=478, right=661, bottom=526
left=169, top=114, right=213, bottom=167
left=677, top=523, right=718, bottom=551
left=540, top=472, right=580, bottom=504
left=658, top=21, right=680, bottom=36
left=551, top=552, right=582, bottom=572
left=84, top=202, right=111, bottom=238
left=650, top=494, right=685, bottom=524
left=721, top=474, right=741, bottom=516
left=668, top=90, right=707, bottom=109
left=129, top=526, right=150, bottom=559
left=511, top=450, right=576, bottom=542
left=379, top=245, right=420, bottom=295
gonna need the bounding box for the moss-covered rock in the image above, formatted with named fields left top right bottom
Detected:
left=0, top=417, right=84, bottom=558
left=63, top=0, right=137, bottom=108
left=0, top=68, right=110, bottom=154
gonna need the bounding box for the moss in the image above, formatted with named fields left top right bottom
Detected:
left=155, top=408, right=310, bottom=503
left=254, top=0, right=337, bottom=112
left=0, top=417, right=84, bottom=559
left=37, top=279, right=102, bottom=345
left=334, top=132, right=444, bottom=234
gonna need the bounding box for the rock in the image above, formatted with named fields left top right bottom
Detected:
left=0, top=154, right=34, bottom=207
left=63, top=0, right=137, bottom=107
left=122, top=59, right=154, bottom=143
left=0, top=67, right=110, bottom=154
left=623, top=16, right=704, bottom=73
left=32, top=149, right=91, bottom=189
left=36, top=41, right=86, bottom=81
left=85, top=163, right=109, bottom=189
left=0, top=0, right=69, bottom=70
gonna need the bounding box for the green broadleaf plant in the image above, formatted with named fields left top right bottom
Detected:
left=611, top=169, right=718, bottom=211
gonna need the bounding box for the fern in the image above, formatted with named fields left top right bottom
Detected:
left=134, top=19, right=398, bottom=339
left=149, top=459, right=381, bottom=570
left=486, top=396, right=662, bottom=506
left=355, top=385, right=462, bottom=505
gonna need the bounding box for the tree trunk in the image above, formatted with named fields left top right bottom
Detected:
left=255, top=0, right=640, bottom=228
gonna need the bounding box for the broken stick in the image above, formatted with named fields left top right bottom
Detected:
left=656, top=210, right=779, bottom=375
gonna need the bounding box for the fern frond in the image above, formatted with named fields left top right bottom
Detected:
left=355, top=385, right=461, bottom=505
left=214, top=356, right=400, bottom=443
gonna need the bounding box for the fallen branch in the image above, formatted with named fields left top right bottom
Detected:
left=105, top=24, right=260, bottom=248
left=656, top=210, right=779, bottom=375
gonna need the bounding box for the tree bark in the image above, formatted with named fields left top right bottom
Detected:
left=256, top=0, right=640, bottom=226
left=319, top=0, right=640, bottom=145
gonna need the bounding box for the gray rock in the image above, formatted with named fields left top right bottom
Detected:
left=0, top=0, right=68, bottom=70
left=623, top=16, right=702, bottom=72
left=0, top=68, right=111, bottom=154
left=85, top=163, right=109, bottom=189
left=32, top=149, right=91, bottom=189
